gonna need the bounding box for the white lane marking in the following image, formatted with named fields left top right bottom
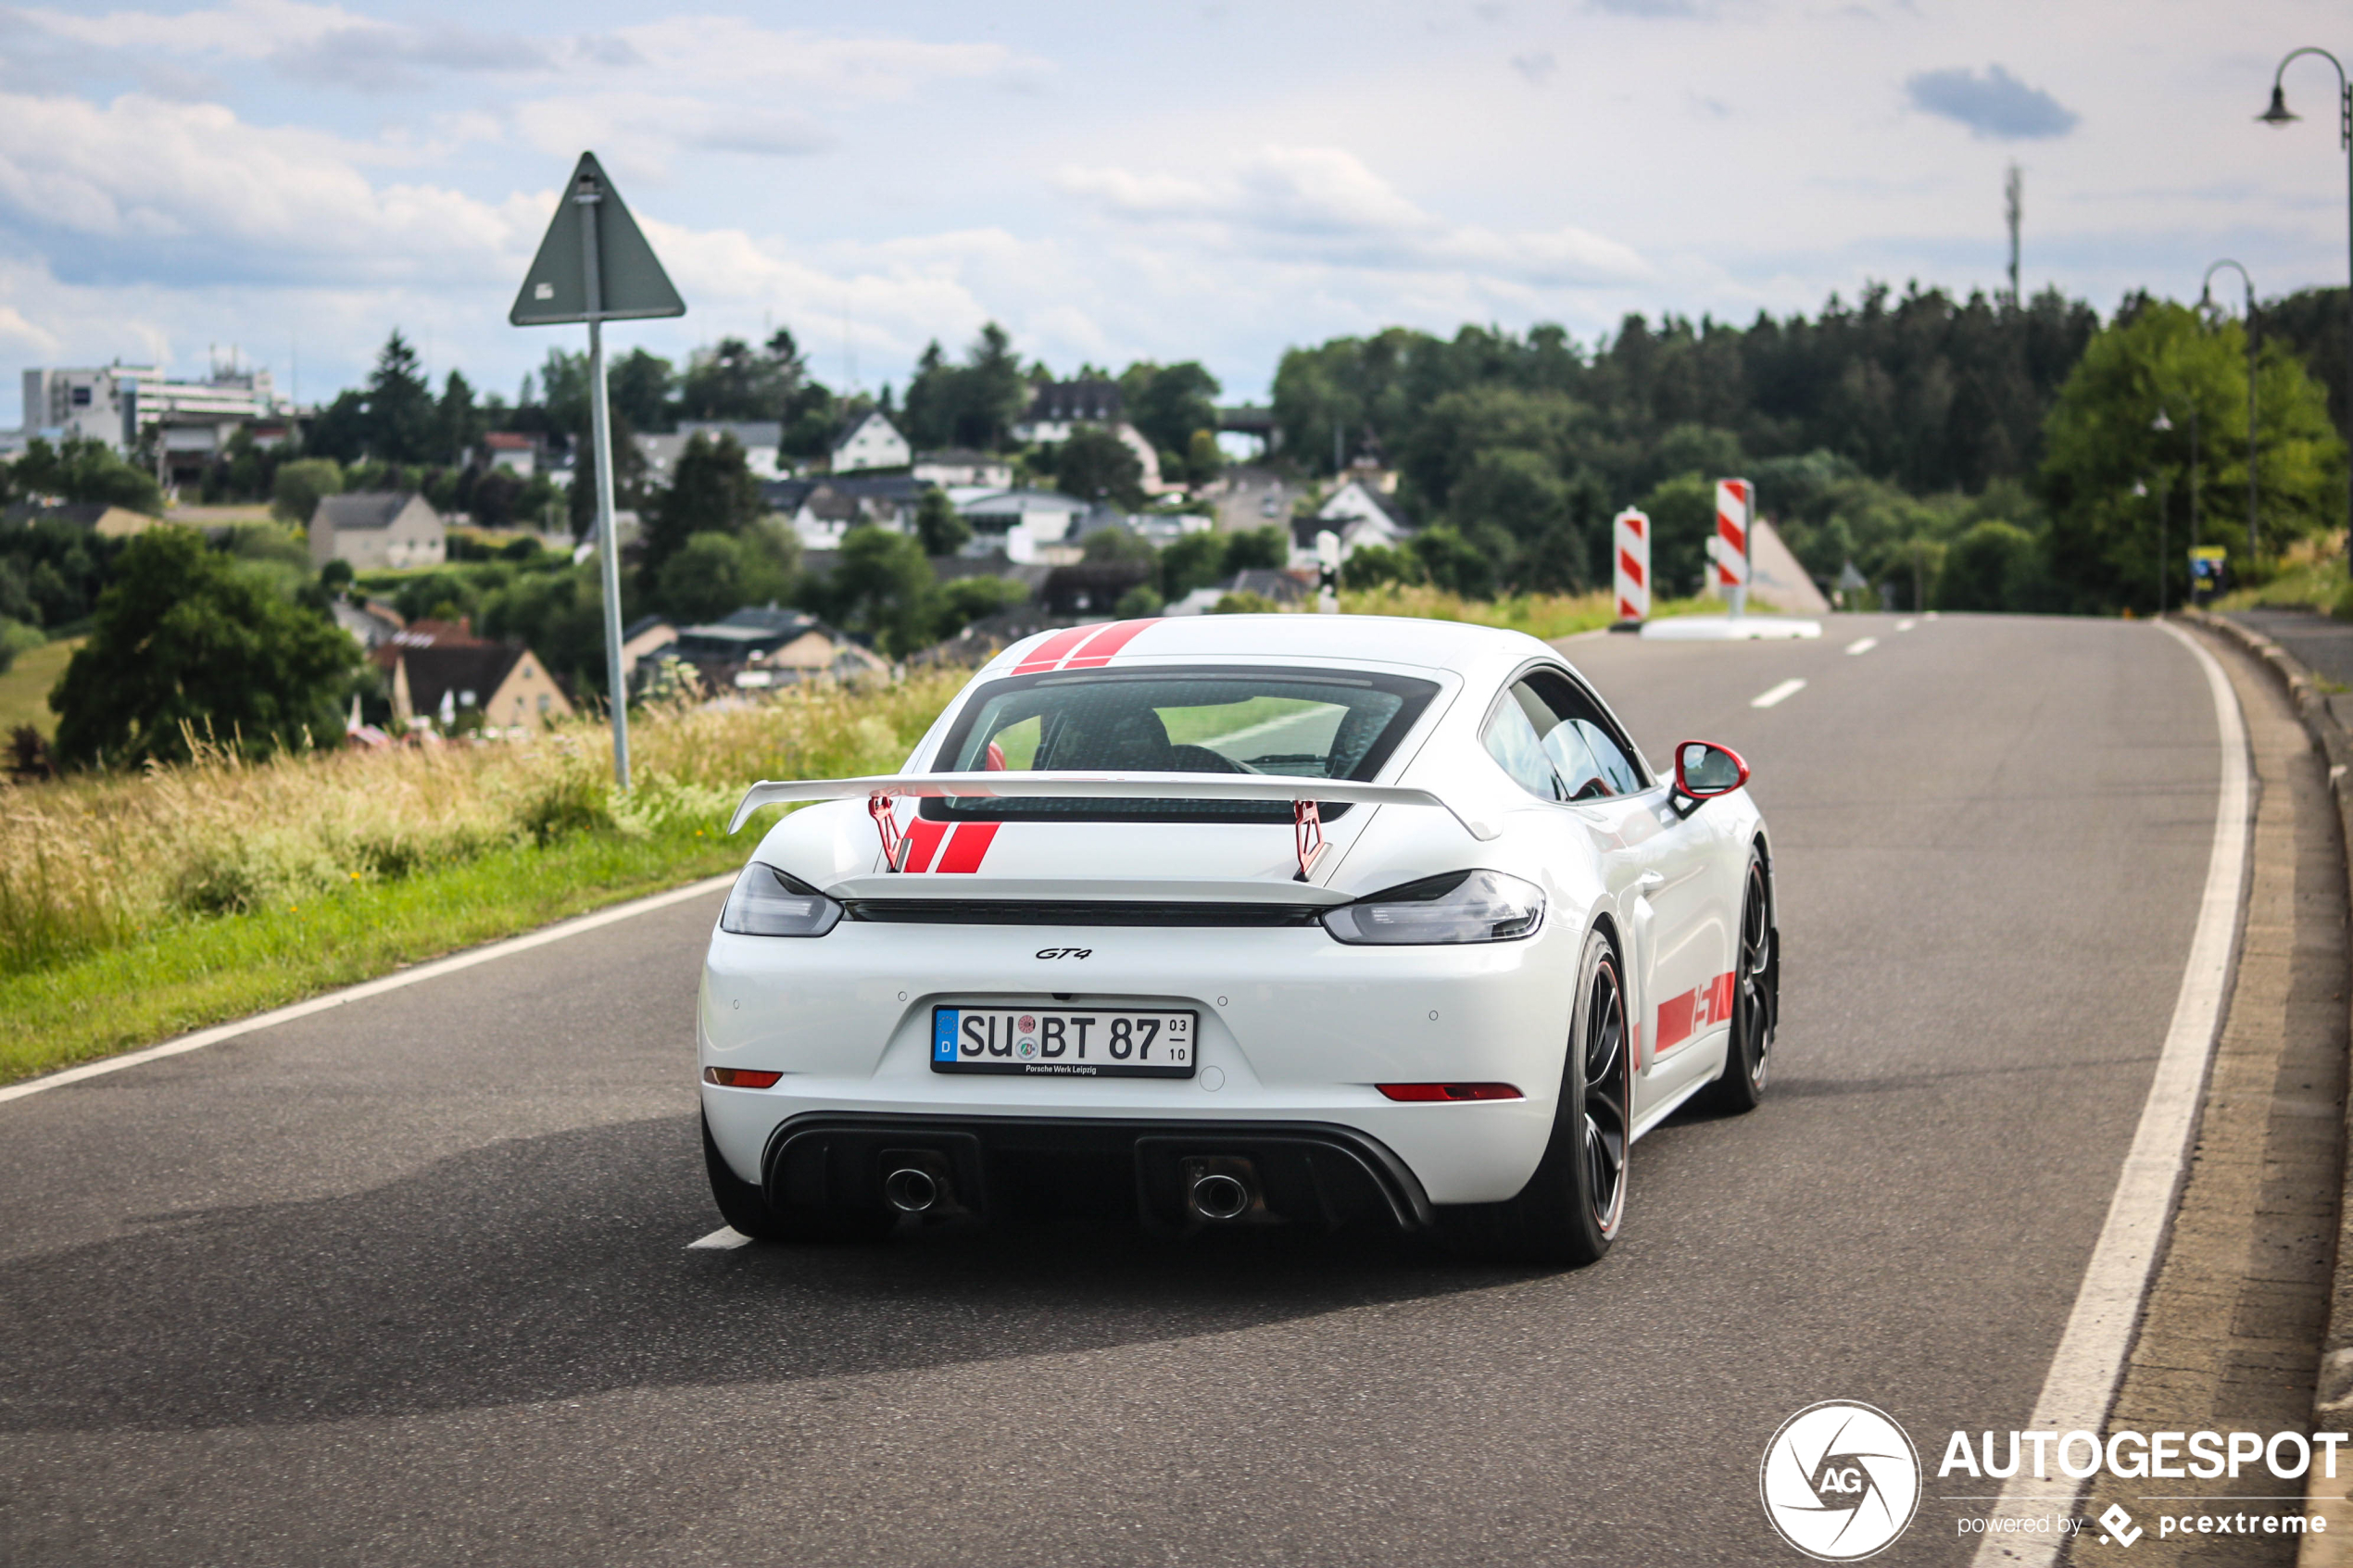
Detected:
left=1925, top=610, right=1941, bottom=621
left=688, top=1226, right=752, bottom=1250
left=0, top=872, right=740, bottom=1108
left=1896, top=619, right=1918, bottom=632
left=1969, top=621, right=2250, bottom=1567
left=1749, top=678, right=1806, bottom=709
left=1845, top=636, right=1879, bottom=655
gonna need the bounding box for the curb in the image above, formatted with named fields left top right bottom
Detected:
left=2180, top=608, right=2353, bottom=1558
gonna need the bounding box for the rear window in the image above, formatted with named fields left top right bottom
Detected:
left=925, top=664, right=1440, bottom=822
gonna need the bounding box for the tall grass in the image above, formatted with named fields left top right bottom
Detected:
left=0, top=671, right=967, bottom=979
left=1339, top=583, right=1721, bottom=639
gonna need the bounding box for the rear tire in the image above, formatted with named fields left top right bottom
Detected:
left=1442, top=928, right=1629, bottom=1267
left=702, top=1113, right=897, bottom=1243
left=1697, top=850, right=1775, bottom=1115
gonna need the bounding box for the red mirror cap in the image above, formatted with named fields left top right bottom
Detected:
left=1673, top=740, right=1751, bottom=797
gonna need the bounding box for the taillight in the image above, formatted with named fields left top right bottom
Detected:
left=1376, top=1083, right=1524, bottom=1102
left=704, top=1067, right=783, bottom=1088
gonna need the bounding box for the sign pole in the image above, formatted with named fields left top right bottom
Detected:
left=575, top=171, right=630, bottom=792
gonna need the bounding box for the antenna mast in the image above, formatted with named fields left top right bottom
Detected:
left=2005, top=163, right=2022, bottom=307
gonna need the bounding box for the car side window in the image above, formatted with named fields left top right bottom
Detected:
left=1483, top=671, right=1647, bottom=804
left=1481, top=684, right=1567, bottom=800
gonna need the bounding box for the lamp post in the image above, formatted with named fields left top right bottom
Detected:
left=2151, top=408, right=2176, bottom=613
left=2201, top=259, right=2260, bottom=570
left=2259, top=49, right=2353, bottom=558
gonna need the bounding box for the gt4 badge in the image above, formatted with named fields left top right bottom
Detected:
left=1036, top=947, right=1092, bottom=960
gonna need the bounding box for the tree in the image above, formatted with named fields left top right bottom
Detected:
left=818, top=525, right=936, bottom=657
left=902, top=323, right=1031, bottom=451
left=50, top=529, right=360, bottom=766
left=6, top=435, right=166, bottom=514
left=657, top=533, right=755, bottom=624
left=1223, top=526, right=1288, bottom=571
left=364, top=331, right=435, bottom=465
left=1119, top=361, right=1222, bottom=456
left=1408, top=525, right=1496, bottom=599
left=2042, top=301, right=2347, bottom=611
left=932, top=574, right=1031, bottom=640
left=609, top=348, right=677, bottom=431
left=1936, top=521, right=2041, bottom=611
left=1053, top=427, right=1145, bottom=509
left=568, top=402, right=650, bottom=542
left=681, top=334, right=802, bottom=422
left=643, top=433, right=764, bottom=575
left=1114, top=583, right=1164, bottom=618
left=1159, top=529, right=1230, bottom=598
left=434, top=371, right=484, bottom=465
left=913, top=488, right=971, bottom=556
left=272, top=458, right=345, bottom=524
left=1080, top=524, right=1155, bottom=566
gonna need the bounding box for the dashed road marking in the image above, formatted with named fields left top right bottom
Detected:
left=1750, top=678, right=1806, bottom=709
left=688, top=1226, right=753, bottom=1250
left=1896, top=619, right=1917, bottom=632
left=1845, top=636, right=1879, bottom=656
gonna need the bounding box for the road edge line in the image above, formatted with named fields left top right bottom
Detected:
left=1969, top=620, right=2252, bottom=1566
left=0, top=872, right=739, bottom=1109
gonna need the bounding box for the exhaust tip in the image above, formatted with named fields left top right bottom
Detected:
left=1190, top=1171, right=1252, bottom=1222
left=884, top=1166, right=939, bottom=1213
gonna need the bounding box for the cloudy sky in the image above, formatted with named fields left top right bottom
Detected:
left=3, top=0, right=2347, bottom=424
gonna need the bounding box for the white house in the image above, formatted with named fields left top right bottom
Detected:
left=831, top=410, right=911, bottom=473
left=958, top=488, right=1092, bottom=563
left=1288, top=478, right=1414, bottom=568
left=309, top=493, right=446, bottom=571
left=912, top=449, right=1013, bottom=488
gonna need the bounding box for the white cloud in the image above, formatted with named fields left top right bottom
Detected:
left=0, top=92, right=534, bottom=285
left=1057, top=145, right=1650, bottom=287
left=19, top=0, right=359, bottom=60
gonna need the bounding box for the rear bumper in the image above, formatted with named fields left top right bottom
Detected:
left=763, top=1111, right=1435, bottom=1233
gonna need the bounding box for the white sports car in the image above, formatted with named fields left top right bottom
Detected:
left=698, top=614, right=1776, bottom=1263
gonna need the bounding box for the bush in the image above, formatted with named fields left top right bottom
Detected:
left=1213, top=590, right=1279, bottom=614
left=1114, top=583, right=1165, bottom=618
left=272, top=458, right=346, bottom=525
left=1935, top=521, right=2042, bottom=612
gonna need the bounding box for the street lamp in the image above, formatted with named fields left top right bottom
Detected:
left=2258, top=49, right=2353, bottom=558
left=2151, top=409, right=2174, bottom=613
left=2201, top=259, right=2260, bottom=570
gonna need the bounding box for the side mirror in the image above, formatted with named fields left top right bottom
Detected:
left=1674, top=740, right=1749, bottom=803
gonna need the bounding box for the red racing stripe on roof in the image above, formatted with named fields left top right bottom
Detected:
left=1060, top=618, right=1158, bottom=669
left=934, top=822, right=1000, bottom=873
left=1013, top=626, right=1097, bottom=673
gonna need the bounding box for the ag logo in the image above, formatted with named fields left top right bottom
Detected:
left=1759, top=1401, right=1920, bottom=1561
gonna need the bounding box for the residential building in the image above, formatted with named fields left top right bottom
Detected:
left=1040, top=561, right=1154, bottom=617
left=309, top=492, right=446, bottom=571
left=636, top=421, right=788, bottom=486
left=763, top=474, right=924, bottom=548
left=480, top=432, right=540, bottom=478
left=619, top=614, right=679, bottom=683
left=1289, top=478, right=1415, bottom=567
left=330, top=598, right=404, bottom=649
left=830, top=410, right=911, bottom=473
left=957, top=488, right=1090, bottom=562
left=388, top=642, right=573, bottom=730
left=670, top=604, right=884, bottom=687
left=1165, top=568, right=1316, bottom=616
left=1009, top=380, right=1173, bottom=495
left=1012, top=379, right=1124, bottom=444
left=912, top=449, right=1013, bottom=488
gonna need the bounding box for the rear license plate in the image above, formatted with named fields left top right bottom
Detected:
left=932, top=1006, right=1196, bottom=1078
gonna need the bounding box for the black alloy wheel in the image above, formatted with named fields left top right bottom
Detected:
left=1701, top=851, right=1775, bottom=1113
left=1442, top=927, right=1629, bottom=1266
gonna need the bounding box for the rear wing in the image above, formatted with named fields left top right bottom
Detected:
left=728, top=771, right=1499, bottom=876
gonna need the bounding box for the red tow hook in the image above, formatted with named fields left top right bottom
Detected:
left=870, top=791, right=907, bottom=871
left=1293, top=798, right=1327, bottom=882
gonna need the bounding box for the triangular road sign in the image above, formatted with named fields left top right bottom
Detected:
left=510, top=152, right=686, bottom=326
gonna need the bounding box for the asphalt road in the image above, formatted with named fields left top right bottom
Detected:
left=0, top=612, right=2222, bottom=1566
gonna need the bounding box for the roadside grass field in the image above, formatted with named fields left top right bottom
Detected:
left=1340, top=583, right=1730, bottom=637
left=0, top=671, right=967, bottom=1085
left=0, top=637, right=82, bottom=740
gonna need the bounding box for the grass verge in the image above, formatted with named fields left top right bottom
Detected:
left=1340, top=583, right=1730, bottom=638
left=0, top=824, right=754, bottom=1085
